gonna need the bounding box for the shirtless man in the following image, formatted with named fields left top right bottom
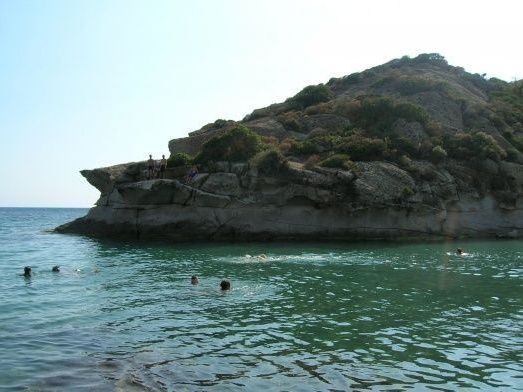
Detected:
left=147, top=155, right=155, bottom=179
left=159, top=155, right=167, bottom=179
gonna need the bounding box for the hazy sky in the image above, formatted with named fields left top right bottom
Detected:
left=1, top=0, right=522, bottom=207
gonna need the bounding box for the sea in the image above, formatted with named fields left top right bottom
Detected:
left=0, top=207, right=521, bottom=391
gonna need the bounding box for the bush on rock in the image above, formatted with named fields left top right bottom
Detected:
left=251, top=149, right=288, bottom=175
left=319, top=154, right=353, bottom=170
left=195, top=126, right=262, bottom=163
left=167, top=152, right=192, bottom=168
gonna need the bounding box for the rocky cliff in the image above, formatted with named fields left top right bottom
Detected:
left=57, top=54, right=523, bottom=240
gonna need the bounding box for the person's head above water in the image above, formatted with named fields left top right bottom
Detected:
left=23, top=266, right=31, bottom=276
left=52, top=265, right=60, bottom=272
left=191, top=275, right=199, bottom=285
left=220, top=279, right=231, bottom=291
left=456, top=248, right=463, bottom=255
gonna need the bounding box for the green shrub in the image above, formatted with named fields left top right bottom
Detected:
left=212, top=119, right=229, bottom=128
left=319, top=154, right=352, bottom=170
left=419, top=139, right=434, bottom=158
left=261, top=135, right=279, bottom=148
left=390, top=136, right=419, bottom=157
left=444, top=131, right=507, bottom=161
left=286, top=84, right=333, bottom=110
left=277, top=111, right=303, bottom=132
left=167, top=152, right=192, bottom=167
left=426, top=120, right=445, bottom=137
left=195, top=126, right=262, bottom=163
left=506, top=148, right=519, bottom=162
left=336, top=134, right=386, bottom=160
left=304, top=101, right=334, bottom=115
left=392, top=54, right=449, bottom=70
left=401, top=186, right=415, bottom=199
left=508, top=133, right=523, bottom=151
left=416, top=53, right=447, bottom=64
left=430, top=145, right=447, bottom=163
left=333, top=98, right=361, bottom=118
left=287, top=140, right=320, bottom=156
left=251, top=149, right=288, bottom=175
left=304, top=154, right=321, bottom=169
left=278, top=137, right=296, bottom=154
left=396, top=77, right=449, bottom=96
left=351, top=96, right=429, bottom=134
left=395, top=77, right=432, bottom=95
left=398, top=154, right=412, bottom=168
left=310, top=135, right=342, bottom=152
left=490, top=80, right=523, bottom=128
left=336, top=72, right=363, bottom=89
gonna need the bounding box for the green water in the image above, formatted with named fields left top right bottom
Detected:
left=0, top=208, right=522, bottom=390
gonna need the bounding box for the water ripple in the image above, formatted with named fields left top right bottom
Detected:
left=0, top=208, right=522, bottom=390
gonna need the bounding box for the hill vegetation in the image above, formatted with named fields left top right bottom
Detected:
left=168, top=53, right=523, bottom=196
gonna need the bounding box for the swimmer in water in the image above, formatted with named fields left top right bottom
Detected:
left=191, top=275, right=199, bottom=285
left=245, top=254, right=267, bottom=260
left=220, top=279, right=231, bottom=291
left=52, top=266, right=60, bottom=272
left=23, top=266, right=32, bottom=277
left=456, top=248, right=463, bottom=255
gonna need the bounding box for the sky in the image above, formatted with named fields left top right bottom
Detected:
left=1, top=0, right=522, bottom=207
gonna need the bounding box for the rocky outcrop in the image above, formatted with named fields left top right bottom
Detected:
left=56, top=159, right=523, bottom=240
left=57, top=54, right=523, bottom=241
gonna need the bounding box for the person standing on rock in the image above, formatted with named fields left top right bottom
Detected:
left=159, top=155, right=167, bottom=179
left=147, top=154, right=155, bottom=180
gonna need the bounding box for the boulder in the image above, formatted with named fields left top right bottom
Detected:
left=200, top=173, right=241, bottom=197
left=499, top=162, right=523, bottom=192
left=302, top=114, right=351, bottom=134
left=355, top=162, right=416, bottom=204
left=190, top=189, right=231, bottom=208
left=392, top=119, right=428, bottom=145
left=243, top=118, right=306, bottom=140
left=116, top=180, right=192, bottom=205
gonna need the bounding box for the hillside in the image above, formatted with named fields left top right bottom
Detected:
left=57, top=54, right=523, bottom=240
left=170, top=53, right=523, bottom=166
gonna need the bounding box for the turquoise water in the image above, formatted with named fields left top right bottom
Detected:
left=0, top=208, right=522, bottom=391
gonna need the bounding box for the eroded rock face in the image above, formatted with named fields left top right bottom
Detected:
left=355, top=162, right=416, bottom=204
left=302, top=114, right=351, bottom=134
left=500, top=162, right=523, bottom=192
left=56, top=159, right=523, bottom=241
left=200, top=173, right=241, bottom=197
